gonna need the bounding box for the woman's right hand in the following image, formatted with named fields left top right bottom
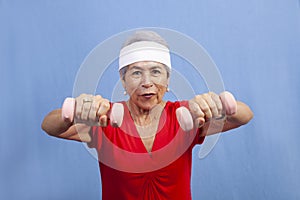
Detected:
left=74, top=94, right=111, bottom=127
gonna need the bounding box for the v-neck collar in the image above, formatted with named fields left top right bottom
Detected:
left=123, top=101, right=168, bottom=153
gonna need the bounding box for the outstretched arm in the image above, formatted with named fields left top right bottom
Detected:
left=41, top=109, right=92, bottom=142
left=188, top=92, right=253, bottom=136
left=200, top=101, right=253, bottom=136
left=41, top=94, right=110, bottom=142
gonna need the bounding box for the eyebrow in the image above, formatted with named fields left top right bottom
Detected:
left=130, top=65, right=163, bottom=71
left=150, top=66, right=163, bottom=70
left=130, top=66, right=143, bottom=70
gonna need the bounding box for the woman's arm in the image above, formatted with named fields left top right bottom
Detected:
left=199, top=101, right=253, bottom=136
left=188, top=92, right=253, bottom=136
left=41, top=94, right=111, bottom=142
left=41, top=109, right=92, bottom=142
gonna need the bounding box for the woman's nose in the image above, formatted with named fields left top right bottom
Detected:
left=141, top=73, right=153, bottom=88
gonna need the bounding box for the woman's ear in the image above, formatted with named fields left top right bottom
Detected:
left=166, top=76, right=170, bottom=90
left=119, top=71, right=126, bottom=90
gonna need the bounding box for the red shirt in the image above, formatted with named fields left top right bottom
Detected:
left=88, top=101, right=205, bottom=200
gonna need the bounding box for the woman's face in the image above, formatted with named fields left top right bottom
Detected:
left=121, top=61, right=169, bottom=110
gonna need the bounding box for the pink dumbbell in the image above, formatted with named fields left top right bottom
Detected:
left=176, top=91, right=237, bottom=131
left=61, top=98, right=124, bottom=127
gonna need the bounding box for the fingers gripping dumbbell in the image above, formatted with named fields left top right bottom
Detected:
left=61, top=98, right=124, bottom=127
left=176, top=91, right=238, bottom=131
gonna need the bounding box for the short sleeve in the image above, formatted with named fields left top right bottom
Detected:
left=177, top=101, right=206, bottom=146
left=173, top=101, right=206, bottom=146
left=195, top=129, right=206, bottom=145
left=86, top=126, right=103, bottom=151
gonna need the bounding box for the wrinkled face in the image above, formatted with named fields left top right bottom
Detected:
left=121, top=61, right=169, bottom=110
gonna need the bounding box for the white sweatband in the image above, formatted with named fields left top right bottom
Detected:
left=118, top=41, right=171, bottom=70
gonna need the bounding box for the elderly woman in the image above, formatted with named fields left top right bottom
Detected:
left=42, top=31, right=253, bottom=200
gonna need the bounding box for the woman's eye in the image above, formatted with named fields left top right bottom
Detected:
left=152, top=69, right=161, bottom=75
left=132, top=71, right=142, bottom=76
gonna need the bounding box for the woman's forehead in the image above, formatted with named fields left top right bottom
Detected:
left=128, top=61, right=165, bottom=69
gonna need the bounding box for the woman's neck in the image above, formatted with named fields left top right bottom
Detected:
left=127, top=101, right=166, bottom=126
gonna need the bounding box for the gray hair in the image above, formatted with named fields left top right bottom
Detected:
left=121, top=30, right=169, bottom=49
left=120, top=30, right=170, bottom=79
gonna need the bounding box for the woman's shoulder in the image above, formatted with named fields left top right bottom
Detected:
left=165, top=100, right=189, bottom=109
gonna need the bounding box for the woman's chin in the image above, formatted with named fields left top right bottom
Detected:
left=139, top=104, right=154, bottom=111
left=129, top=97, right=162, bottom=111
left=136, top=102, right=158, bottom=111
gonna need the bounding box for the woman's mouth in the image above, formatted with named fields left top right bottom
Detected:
left=141, top=93, right=155, bottom=98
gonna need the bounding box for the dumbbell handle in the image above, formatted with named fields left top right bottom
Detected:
left=176, top=91, right=237, bottom=131
left=61, top=98, right=124, bottom=127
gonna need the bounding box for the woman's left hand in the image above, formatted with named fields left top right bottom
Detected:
left=188, top=92, right=224, bottom=127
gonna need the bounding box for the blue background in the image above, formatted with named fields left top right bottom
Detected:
left=1, top=0, right=300, bottom=199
